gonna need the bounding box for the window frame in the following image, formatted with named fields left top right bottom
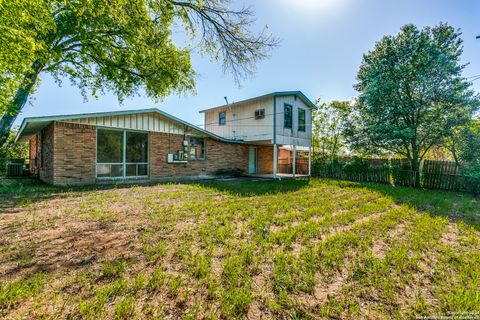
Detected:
left=95, top=127, right=149, bottom=179
left=189, top=136, right=206, bottom=161
left=219, top=111, right=226, bottom=125
left=284, top=103, right=293, bottom=129
left=298, top=108, right=306, bottom=132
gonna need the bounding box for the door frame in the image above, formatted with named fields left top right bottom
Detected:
left=248, top=146, right=258, bottom=174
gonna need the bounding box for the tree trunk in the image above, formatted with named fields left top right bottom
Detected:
left=411, top=143, right=421, bottom=187
left=0, top=61, right=43, bottom=147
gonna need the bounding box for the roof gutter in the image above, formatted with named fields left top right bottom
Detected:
left=14, top=108, right=245, bottom=145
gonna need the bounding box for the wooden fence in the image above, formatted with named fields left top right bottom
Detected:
left=312, top=156, right=480, bottom=196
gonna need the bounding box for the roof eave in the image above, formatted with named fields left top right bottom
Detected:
left=198, top=91, right=317, bottom=113
left=14, top=107, right=245, bottom=145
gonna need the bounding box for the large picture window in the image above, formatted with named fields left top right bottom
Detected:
left=284, top=103, right=293, bottom=129
left=96, top=128, right=148, bottom=178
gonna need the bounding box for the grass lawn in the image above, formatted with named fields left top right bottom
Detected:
left=0, top=178, right=479, bottom=319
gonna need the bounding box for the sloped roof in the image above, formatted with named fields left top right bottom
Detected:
left=15, top=108, right=244, bottom=143
left=198, top=91, right=318, bottom=113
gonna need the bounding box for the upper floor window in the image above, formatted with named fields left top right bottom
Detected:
left=284, top=104, right=292, bottom=129
left=254, top=109, right=265, bottom=120
left=219, top=111, right=226, bottom=125
left=298, top=108, right=306, bottom=132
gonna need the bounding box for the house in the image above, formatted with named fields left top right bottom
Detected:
left=15, top=91, right=316, bottom=185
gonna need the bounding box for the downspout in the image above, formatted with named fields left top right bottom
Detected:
left=273, top=95, right=277, bottom=179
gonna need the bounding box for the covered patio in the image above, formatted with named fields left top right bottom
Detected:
left=247, top=144, right=311, bottom=179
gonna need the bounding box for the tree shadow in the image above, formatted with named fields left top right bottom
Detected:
left=337, top=180, right=480, bottom=229
left=0, top=178, right=131, bottom=214
left=0, top=177, right=311, bottom=214
left=193, top=178, right=311, bottom=196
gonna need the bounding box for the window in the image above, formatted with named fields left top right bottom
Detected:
left=284, top=104, right=292, bottom=129
left=96, top=128, right=148, bottom=178
left=254, top=109, right=265, bottom=120
left=298, top=108, right=306, bottom=132
left=126, top=131, right=148, bottom=176
left=219, top=111, right=226, bottom=125
left=97, top=129, right=123, bottom=177
left=190, top=137, right=206, bottom=160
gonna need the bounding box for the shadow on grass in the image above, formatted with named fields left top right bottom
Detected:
left=2, top=177, right=477, bottom=228
left=194, top=178, right=310, bottom=196
left=333, top=179, right=480, bottom=229
left=0, top=178, right=138, bottom=214
left=0, top=177, right=310, bottom=214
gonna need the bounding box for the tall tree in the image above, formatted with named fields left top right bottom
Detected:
left=0, top=0, right=278, bottom=146
left=349, top=23, right=479, bottom=183
left=312, top=100, right=349, bottom=159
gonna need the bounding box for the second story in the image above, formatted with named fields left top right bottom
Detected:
left=200, top=91, right=316, bottom=147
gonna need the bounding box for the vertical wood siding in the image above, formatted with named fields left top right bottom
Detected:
left=274, top=96, right=312, bottom=147
left=203, top=97, right=274, bottom=142
left=65, top=112, right=185, bottom=135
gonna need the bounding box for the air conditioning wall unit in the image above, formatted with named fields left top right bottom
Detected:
left=254, top=109, right=265, bottom=120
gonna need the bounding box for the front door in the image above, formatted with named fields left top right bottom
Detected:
left=248, top=147, right=257, bottom=174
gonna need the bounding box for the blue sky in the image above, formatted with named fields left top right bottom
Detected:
left=15, top=0, right=480, bottom=128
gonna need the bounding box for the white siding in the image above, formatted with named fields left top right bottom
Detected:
left=275, top=96, right=312, bottom=147
left=65, top=112, right=185, bottom=134
left=203, top=95, right=313, bottom=147
left=203, top=97, right=274, bottom=142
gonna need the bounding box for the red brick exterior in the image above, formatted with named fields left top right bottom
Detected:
left=257, top=145, right=275, bottom=174
left=29, top=135, right=38, bottom=175
left=30, top=121, right=256, bottom=185
left=53, top=122, right=96, bottom=185
left=39, top=125, right=55, bottom=184
left=149, top=132, right=249, bottom=179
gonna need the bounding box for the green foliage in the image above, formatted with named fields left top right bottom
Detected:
left=101, top=260, right=126, bottom=279
left=0, top=129, right=28, bottom=176
left=0, top=273, right=47, bottom=314
left=0, top=0, right=278, bottom=145
left=312, top=100, right=350, bottom=159
left=114, top=296, right=136, bottom=319
left=449, top=119, right=480, bottom=176
left=349, top=23, right=480, bottom=171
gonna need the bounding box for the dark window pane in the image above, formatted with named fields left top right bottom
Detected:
left=298, top=109, right=306, bottom=132
left=284, top=104, right=292, bottom=129
left=97, top=129, right=123, bottom=163
left=219, top=112, right=226, bottom=125
left=126, top=132, right=148, bottom=163
left=137, top=164, right=148, bottom=176
left=126, top=164, right=137, bottom=176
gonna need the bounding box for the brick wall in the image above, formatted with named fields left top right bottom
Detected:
left=31, top=122, right=252, bottom=185
left=38, top=125, right=54, bottom=184
left=257, top=145, right=275, bottom=174
left=150, top=132, right=249, bottom=179
left=53, top=121, right=96, bottom=185
left=29, top=135, right=38, bottom=175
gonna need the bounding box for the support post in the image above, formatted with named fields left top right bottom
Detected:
left=273, top=144, right=277, bottom=179
left=292, top=145, right=296, bottom=178
left=308, top=146, right=312, bottom=177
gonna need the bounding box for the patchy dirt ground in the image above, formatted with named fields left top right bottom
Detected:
left=0, top=178, right=479, bottom=319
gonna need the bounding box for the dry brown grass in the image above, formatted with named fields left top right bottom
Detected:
left=0, top=178, right=479, bottom=319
